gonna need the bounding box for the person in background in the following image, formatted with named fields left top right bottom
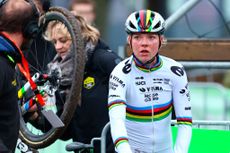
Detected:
left=71, top=16, right=121, bottom=153
left=44, top=15, right=122, bottom=153
left=69, top=0, right=96, bottom=25
left=0, top=0, right=41, bottom=152
left=25, top=20, right=73, bottom=123
left=45, top=20, right=74, bottom=118
left=108, top=10, right=192, bottom=153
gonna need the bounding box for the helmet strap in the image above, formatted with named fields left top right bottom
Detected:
left=158, top=35, right=162, bottom=49
left=129, top=35, right=133, bottom=50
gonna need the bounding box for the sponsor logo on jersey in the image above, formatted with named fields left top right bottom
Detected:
left=185, top=107, right=191, bottom=110
left=109, top=81, right=119, bottom=90
left=135, top=81, right=146, bottom=86
left=152, top=78, right=163, bottom=84
left=187, top=91, right=191, bottom=101
left=179, top=84, right=190, bottom=101
left=180, top=89, right=186, bottom=94
left=122, top=60, right=131, bottom=74
left=144, top=94, right=151, bottom=102
left=135, top=76, right=144, bottom=80
left=83, top=77, right=95, bottom=89
left=109, top=95, right=120, bottom=98
left=164, top=78, right=170, bottom=84
left=139, top=88, right=146, bottom=92
left=139, top=86, right=163, bottom=93
left=144, top=93, right=159, bottom=102
left=171, top=66, right=184, bottom=77
left=152, top=78, right=170, bottom=85
left=110, top=75, right=125, bottom=87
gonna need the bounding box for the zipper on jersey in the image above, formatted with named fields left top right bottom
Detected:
left=147, top=67, right=155, bottom=152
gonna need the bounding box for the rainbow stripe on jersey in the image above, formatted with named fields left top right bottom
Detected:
left=126, top=100, right=172, bottom=122
left=114, top=137, right=129, bottom=148
left=177, top=117, right=192, bottom=126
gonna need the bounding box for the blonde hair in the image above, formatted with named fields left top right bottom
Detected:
left=45, top=20, right=71, bottom=41
left=44, top=15, right=99, bottom=45
left=75, top=15, right=100, bottom=44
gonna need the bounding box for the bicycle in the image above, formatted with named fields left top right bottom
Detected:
left=16, top=6, right=86, bottom=149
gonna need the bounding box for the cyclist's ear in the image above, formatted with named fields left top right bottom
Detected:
left=127, top=35, right=131, bottom=46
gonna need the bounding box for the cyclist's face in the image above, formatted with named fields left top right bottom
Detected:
left=129, top=33, right=162, bottom=63
left=51, top=29, right=72, bottom=59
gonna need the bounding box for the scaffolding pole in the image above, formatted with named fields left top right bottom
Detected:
left=180, top=61, right=230, bottom=69
left=165, top=0, right=200, bottom=30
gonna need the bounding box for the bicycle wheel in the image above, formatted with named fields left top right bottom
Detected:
left=17, top=7, right=86, bottom=149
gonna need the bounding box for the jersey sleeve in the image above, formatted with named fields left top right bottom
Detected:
left=171, top=65, right=192, bottom=153
left=108, top=66, right=132, bottom=153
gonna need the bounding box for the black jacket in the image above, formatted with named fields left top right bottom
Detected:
left=72, top=39, right=122, bottom=153
left=0, top=33, right=20, bottom=153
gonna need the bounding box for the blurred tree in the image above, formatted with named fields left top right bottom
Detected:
left=94, top=0, right=109, bottom=38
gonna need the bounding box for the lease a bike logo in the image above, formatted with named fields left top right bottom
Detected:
left=171, top=66, right=184, bottom=76
left=84, top=77, right=95, bottom=89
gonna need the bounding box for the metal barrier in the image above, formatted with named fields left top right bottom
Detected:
left=180, top=61, right=230, bottom=120
left=189, top=82, right=230, bottom=120
left=171, top=120, right=230, bottom=130
left=100, top=122, right=110, bottom=153
left=180, top=61, right=230, bottom=69
left=100, top=120, right=230, bottom=153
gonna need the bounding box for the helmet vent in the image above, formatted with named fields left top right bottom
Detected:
left=135, top=13, right=140, bottom=21
left=129, top=22, right=136, bottom=30
left=154, top=22, right=160, bottom=29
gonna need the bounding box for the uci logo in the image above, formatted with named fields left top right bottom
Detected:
left=136, top=81, right=146, bottom=85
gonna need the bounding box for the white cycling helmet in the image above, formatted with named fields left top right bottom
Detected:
left=125, top=10, right=165, bottom=35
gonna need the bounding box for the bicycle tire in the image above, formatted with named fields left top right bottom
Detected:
left=18, top=7, right=86, bottom=149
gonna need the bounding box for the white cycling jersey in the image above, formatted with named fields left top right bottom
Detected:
left=108, top=55, right=192, bottom=153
